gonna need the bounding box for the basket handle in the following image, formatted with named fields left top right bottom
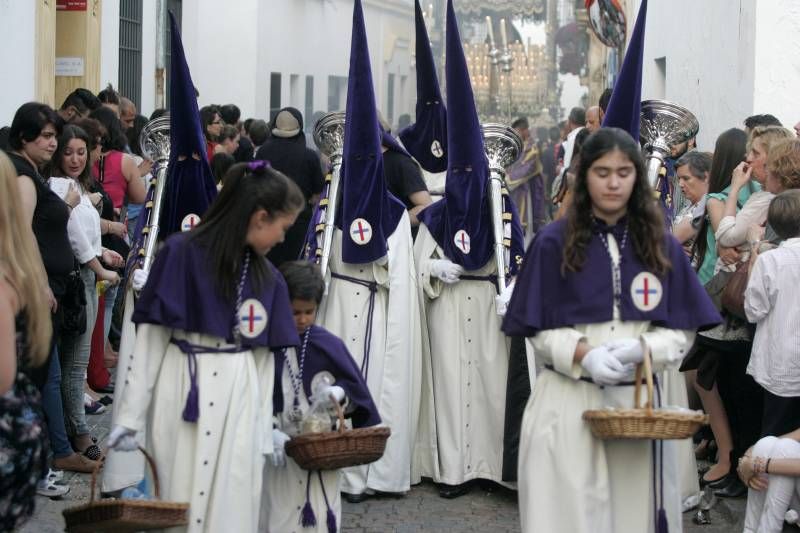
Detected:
left=632, top=346, right=654, bottom=415
left=331, top=393, right=346, bottom=434
left=90, top=446, right=161, bottom=503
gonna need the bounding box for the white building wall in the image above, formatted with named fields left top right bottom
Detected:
left=639, top=0, right=757, bottom=149
left=752, top=0, right=800, bottom=130
left=139, top=0, right=158, bottom=117
left=100, top=0, right=120, bottom=91
left=0, top=1, right=36, bottom=123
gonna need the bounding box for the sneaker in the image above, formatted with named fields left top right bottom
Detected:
left=44, top=468, right=64, bottom=483
left=37, top=478, right=70, bottom=498
left=85, top=400, right=106, bottom=415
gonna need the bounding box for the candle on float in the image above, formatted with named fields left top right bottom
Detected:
left=499, top=18, right=508, bottom=50
left=486, top=16, right=495, bottom=46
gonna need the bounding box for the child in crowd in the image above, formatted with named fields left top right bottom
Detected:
left=744, top=189, right=800, bottom=437
left=108, top=161, right=304, bottom=532
left=260, top=261, right=380, bottom=533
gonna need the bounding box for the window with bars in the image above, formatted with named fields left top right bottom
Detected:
left=119, top=0, right=143, bottom=108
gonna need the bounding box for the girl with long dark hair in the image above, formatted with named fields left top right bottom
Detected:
left=108, top=162, right=304, bottom=531
left=503, top=128, right=719, bottom=533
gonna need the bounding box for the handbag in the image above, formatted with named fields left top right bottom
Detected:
left=721, top=260, right=750, bottom=320
left=60, top=269, right=87, bottom=335
left=702, top=269, right=732, bottom=312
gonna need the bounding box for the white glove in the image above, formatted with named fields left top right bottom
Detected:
left=107, top=425, right=138, bottom=451
left=604, top=337, right=645, bottom=365
left=495, top=278, right=516, bottom=317
left=132, top=269, right=148, bottom=291
left=580, top=346, right=632, bottom=386
left=429, top=258, right=464, bottom=284
left=270, top=429, right=291, bottom=467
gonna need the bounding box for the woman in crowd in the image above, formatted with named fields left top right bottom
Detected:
left=696, top=126, right=794, bottom=496
left=200, top=105, right=223, bottom=162
left=7, top=103, right=102, bottom=479
left=673, top=151, right=712, bottom=254
left=45, top=124, right=123, bottom=461
left=0, top=150, right=53, bottom=530
left=503, top=128, right=719, bottom=533
left=108, top=162, right=304, bottom=531
left=681, top=128, right=750, bottom=490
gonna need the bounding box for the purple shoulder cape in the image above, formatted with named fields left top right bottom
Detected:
left=273, top=325, right=381, bottom=428
left=502, top=218, right=721, bottom=336
left=132, top=232, right=298, bottom=349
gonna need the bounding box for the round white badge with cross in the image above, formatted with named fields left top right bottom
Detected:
left=181, top=213, right=200, bottom=232
left=431, top=140, right=444, bottom=158
left=453, top=229, right=471, bottom=254
left=349, top=218, right=373, bottom=245
left=630, top=272, right=662, bottom=312
left=238, top=298, right=267, bottom=339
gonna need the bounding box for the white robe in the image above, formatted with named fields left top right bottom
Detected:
left=260, top=351, right=341, bottom=533
left=115, top=325, right=274, bottom=533
left=102, top=287, right=146, bottom=493
left=413, top=224, right=510, bottom=485
left=316, top=212, right=422, bottom=494
left=518, top=234, right=693, bottom=533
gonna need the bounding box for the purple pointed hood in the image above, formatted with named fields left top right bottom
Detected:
left=339, top=0, right=405, bottom=264
left=398, top=0, right=448, bottom=173
left=601, top=0, right=647, bottom=141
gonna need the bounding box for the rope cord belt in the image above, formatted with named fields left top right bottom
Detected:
left=330, top=271, right=379, bottom=379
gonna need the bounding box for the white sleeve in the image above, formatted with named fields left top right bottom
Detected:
left=530, top=327, right=586, bottom=380
left=67, top=208, right=97, bottom=264
left=115, top=324, right=171, bottom=432
left=640, top=328, right=694, bottom=368
left=744, top=254, right=772, bottom=323
left=715, top=193, right=772, bottom=248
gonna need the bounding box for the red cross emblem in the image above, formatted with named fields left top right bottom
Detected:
left=453, top=230, right=471, bottom=254
left=238, top=298, right=267, bottom=338
left=431, top=140, right=444, bottom=158
left=181, top=213, right=200, bottom=232
left=349, top=218, right=373, bottom=245
left=630, top=272, right=662, bottom=312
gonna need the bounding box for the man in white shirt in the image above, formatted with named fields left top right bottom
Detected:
left=744, top=190, right=800, bottom=437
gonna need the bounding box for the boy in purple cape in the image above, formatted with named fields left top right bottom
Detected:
left=261, top=261, right=380, bottom=533
left=502, top=128, right=720, bottom=533
left=108, top=162, right=305, bottom=532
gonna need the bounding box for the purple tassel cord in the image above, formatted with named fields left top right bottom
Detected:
left=181, top=350, right=199, bottom=422
left=301, top=470, right=317, bottom=527
left=657, top=508, right=669, bottom=533
left=301, top=501, right=317, bottom=528
left=326, top=508, right=337, bottom=533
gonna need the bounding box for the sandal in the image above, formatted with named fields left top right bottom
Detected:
left=53, top=452, right=101, bottom=473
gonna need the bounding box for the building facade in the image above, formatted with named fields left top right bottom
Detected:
left=0, top=0, right=416, bottom=130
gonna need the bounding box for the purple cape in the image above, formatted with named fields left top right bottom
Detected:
left=398, top=0, right=448, bottom=174
left=417, top=0, right=524, bottom=276
left=133, top=232, right=298, bottom=349
left=502, top=218, right=721, bottom=336
left=273, top=325, right=381, bottom=428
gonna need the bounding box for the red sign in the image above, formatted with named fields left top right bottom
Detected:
left=57, top=0, right=87, bottom=11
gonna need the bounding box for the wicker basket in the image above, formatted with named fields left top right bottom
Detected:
left=583, top=348, right=708, bottom=440
left=285, top=396, right=391, bottom=471
left=63, top=447, right=189, bottom=533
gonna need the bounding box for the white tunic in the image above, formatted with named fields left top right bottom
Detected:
left=518, top=234, right=693, bottom=533
left=102, top=287, right=147, bottom=493
left=316, top=212, right=423, bottom=494
left=260, top=350, right=341, bottom=533
left=115, top=325, right=274, bottom=533
left=413, top=223, right=510, bottom=485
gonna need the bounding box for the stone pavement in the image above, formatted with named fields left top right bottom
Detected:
left=21, top=402, right=786, bottom=533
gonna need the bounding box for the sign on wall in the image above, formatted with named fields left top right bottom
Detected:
left=57, top=0, right=88, bottom=11
left=55, top=57, right=85, bottom=77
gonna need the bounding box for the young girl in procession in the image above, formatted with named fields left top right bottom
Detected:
left=260, top=261, right=380, bottom=533
left=502, top=128, right=720, bottom=533
left=107, top=161, right=304, bottom=532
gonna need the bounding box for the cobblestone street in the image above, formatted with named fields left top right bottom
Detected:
left=21, top=406, right=782, bottom=533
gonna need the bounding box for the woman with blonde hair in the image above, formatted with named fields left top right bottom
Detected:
left=0, top=150, right=53, bottom=529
